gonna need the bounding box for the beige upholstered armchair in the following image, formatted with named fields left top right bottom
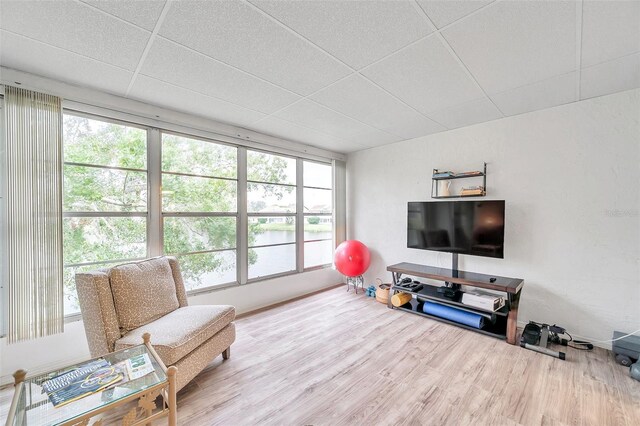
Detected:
left=75, top=256, right=235, bottom=391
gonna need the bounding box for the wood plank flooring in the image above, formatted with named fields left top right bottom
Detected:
left=3, top=286, right=640, bottom=425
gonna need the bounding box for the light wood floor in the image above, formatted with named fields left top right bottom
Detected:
left=3, top=286, right=640, bottom=425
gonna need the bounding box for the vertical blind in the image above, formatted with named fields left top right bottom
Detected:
left=4, top=85, right=64, bottom=343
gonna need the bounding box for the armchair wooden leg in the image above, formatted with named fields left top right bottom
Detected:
left=222, top=346, right=231, bottom=360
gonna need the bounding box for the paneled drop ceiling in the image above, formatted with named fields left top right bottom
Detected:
left=1, top=0, right=639, bottom=153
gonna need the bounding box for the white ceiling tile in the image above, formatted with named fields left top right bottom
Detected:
left=442, top=1, right=577, bottom=94
left=491, top=72, right=577, bottom=116
left=581, top=1, right=640, bottom=68
left=310, top=74, right=445, bottom=139
left=250, top=116, right=360, bottom=153
left=159, top=0, right=350, bottom=95
left=80, top=0, right=166, bottom=31
left=417, top=0, right=493, bottom=29
left=428, top=97, right=502, bottom=129
left=248, top=0, right=433, bottom=69
left=581, top=53, right=640, bottom=100
left=0, top=30, right=132, bottom=95
left=129, top=75, right=266, bottom=127
left=362, top=36, right=484, bottom=115
left=345, top=129, right=402, bottom=148
left=0, top=1, right=150, bottom=71
left=140, top=38, right=300, bottom=114
left=273, top=99, right=376, bottom=140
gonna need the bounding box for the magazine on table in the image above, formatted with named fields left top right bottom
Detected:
left=42, top=360, right=124, bottom=407
left=40, top=352, right=153, bottom=407
left=125, top=353, right=154, bottom=380
left=41, top=359, right=109, bottom=395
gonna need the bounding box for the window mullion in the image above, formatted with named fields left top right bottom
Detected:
left=333, top=159, right=346, bottom=249
left=296, top=159, right=304, bottom=273
left=238, top=147, right=248, bottom=285
left=148, top=128, right=162, bottom=257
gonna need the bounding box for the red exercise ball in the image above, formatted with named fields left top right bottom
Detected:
left=334, top=240, right=371, bottom=277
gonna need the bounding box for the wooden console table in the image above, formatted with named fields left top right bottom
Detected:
left=387, top=262, right=524, bottom=344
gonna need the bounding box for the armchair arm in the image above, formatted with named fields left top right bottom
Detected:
left=75, top=271, right=121, bottom=356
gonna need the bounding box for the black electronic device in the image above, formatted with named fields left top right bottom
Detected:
left=397, top=280, right=423, bottom=293
left=407, top=200, right=505, bottom=259
left=521, top=322, right=541, bottom=345
left=436, top=286, right=459, bottom=298
left=520, top=321, right=566, bottom=360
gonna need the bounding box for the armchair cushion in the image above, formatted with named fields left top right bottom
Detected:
left=114, top=305, right=236, bottom=365
left=109, top=257, right=180, bottom=332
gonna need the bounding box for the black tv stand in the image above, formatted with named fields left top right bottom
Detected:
left=387, top=262, right=524, bottom=344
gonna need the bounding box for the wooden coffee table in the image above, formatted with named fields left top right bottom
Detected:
left=6, top=333, right=177, bottom=426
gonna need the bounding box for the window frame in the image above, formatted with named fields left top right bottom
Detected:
left=62, top=113, right=150, bottom=310
left=60, top=110, right=335, bottom=318
left=160, top=130, right=239, bottom=292
left=302, top=159, right=334, bottom=271
left=246, top=148, right=299, bottom=282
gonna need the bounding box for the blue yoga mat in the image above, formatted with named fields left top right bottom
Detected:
left=423, top=302, right=485, bottom=329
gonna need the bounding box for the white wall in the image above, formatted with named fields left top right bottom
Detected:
left=0, top=267, right=341, bottom=385
left=347, top=89, right=640, bottom=346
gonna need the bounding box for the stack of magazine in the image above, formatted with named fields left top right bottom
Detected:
left=41, top=353, right=154, bottom=407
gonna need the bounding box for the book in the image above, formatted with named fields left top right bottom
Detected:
left=42, top=359, right=110, bottom=395
left=460, top=186, right=485, bottom=196
left=44, top=363, right=123, bottom=407
left=433, top=171, right=454, bottom=178
left=453, top=171, right=483, bottom=177
left=462, top=290, right=505, bottom=312
left=461, top=190, right=484, bottom=196
left=105, top=361, right=131, bottom=390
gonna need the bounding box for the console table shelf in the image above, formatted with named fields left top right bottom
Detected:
left=391, top=284, right=510, bottom=317
left=387, top=262, right=524, bottom=344
left=395, top=305, right=509, bottom=340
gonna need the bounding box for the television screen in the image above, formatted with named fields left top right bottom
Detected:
left=407, top=200, right=505, bottom=259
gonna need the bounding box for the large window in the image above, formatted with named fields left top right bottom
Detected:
left=303, top=161, right=333, bottom=268
left=61, top=112, right=335, bottom=316
left=62, top=114, right=148, bottom=314
left=162, top=133, right=237, bottom=291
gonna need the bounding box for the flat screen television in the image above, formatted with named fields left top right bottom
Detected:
left=407, top=200, right=505, bottom=259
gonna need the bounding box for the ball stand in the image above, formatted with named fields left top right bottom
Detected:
left=346, top=275, right=365, bottom=293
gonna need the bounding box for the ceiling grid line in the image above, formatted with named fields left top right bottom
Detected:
left=489, top=70, right=577, bottom=101
left=0, top=0, right=320, bottom=125
left=412, top=0, right=506, bottom=117
left=149, top=35, right=302, bottom=98
left=582, top=50, right=640, bottom=72
left=0, top=29, right=135, bottom=73
left=0, top=11, right=388, bottom=149
left=0, top=29, right=289, bottom=122
left=576, top=0, right=584, bottom=100
left=2, top=0, right=638, bottom=153
left=349, top=0, right=504, bottom=130
left=243, top=0, right=450, bottom=132
left=358, top=0, right=500, bottom=74
left=74, top=0, right=502, bottom=141
left=129, top=74, right=272, bottom=118
left=74, top=0, right=153, bottom=33
left=254, top=97, right=402, bottom=143
left=125, top=0, right=173, bottom=96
